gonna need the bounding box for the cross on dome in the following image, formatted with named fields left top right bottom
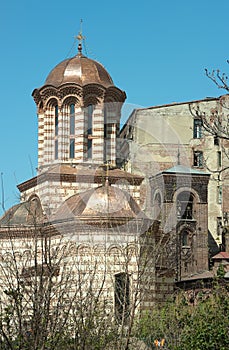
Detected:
left=76, top=19, right=85, bottom=55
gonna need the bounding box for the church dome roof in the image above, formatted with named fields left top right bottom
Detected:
left=45, top=52, right=114, bottom=88
left=54, top=184, right=142, bottom=221
left=0, top=196, right=45, bottom=227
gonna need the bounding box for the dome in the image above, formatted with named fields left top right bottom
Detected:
left=0, top=197, right=45, bottom=227
left=44, top=53, right=114, bottom=88
left=54, top=184, right=142, bottom=221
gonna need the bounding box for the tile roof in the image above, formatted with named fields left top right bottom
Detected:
left=180, top=270, right=214, bottom=282
left=212, top=251, right=229, bottom=260
left=162, top=165, right=210, bottom=176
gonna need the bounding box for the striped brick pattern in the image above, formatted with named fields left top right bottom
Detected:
left=38, top=103, right=120, bottom=168
left=35, top=88, right=125, bottom=170
left=75, top=107, right=85, bottom=162
left=38, top=113, right=44, bottom=167
left=43, top=105, right=55, bottom=166
left=91, top=105, right=104, bottom=163
left=104, top=108, right=119, bottom=165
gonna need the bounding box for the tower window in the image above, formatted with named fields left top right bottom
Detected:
left=104, top=107, right=108, bottom=162
left=87, top=104, right=93, bottom=135
left=193, top=151, right=203, bottom=167
left=69, top=139, right=75, bottom=159
left=54, top=105, right=59, bottom=159
left=70, top=104, right=75, bottom=135
left=193, top=119, right=202, bottom=138
left=104, top=106, right=107, bottom=138
left=55, top=105, right=58, bottom=136
left=177, top=192, right=194, bottom=220
left=115, top=273, right=130, bottom=323
left=85, top=105, right=94, bottom=159
left=87, top=139, right=92, bottom=159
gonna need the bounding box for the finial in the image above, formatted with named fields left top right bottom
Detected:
left=76, top=19, right=85, bottom=55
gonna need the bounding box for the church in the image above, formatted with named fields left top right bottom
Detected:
left=0, top=38, right=228, bottom=323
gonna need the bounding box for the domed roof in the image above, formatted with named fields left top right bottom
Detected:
left=45, top=52, right=114, bottom=88
left=0, top=197, right=45, bottom=227
left=54, top=184, right=142, bottom=221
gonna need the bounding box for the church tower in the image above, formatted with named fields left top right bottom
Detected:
left=32, top=42, right=126, bottom=170
left=16, top=41, right=143, bottom=217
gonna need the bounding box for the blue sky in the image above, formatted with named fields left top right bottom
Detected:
left=0, top=0, right=229, bottom=214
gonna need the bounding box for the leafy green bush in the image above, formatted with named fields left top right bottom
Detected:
left=136, top=281, right=229, bottom=350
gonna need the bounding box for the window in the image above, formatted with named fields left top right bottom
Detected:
left=115, top=273, right=130, bottom=323
left=182, top=231, right=189, bottom=246
left=85, top=105, right=93, bottom=160
left=69, top=104, right=75, bottom=158
left=214, top=136, right=219, bottom=146
left=69, top=139, right=75, bottom=159
left=87, top=104, right=93, bottom=135
left=193, top=119, right=202, bottom=138
left=104, top=107, right=108, bottom=162
left=55, top=105, right=58, bottom=136
left=70, top=104, right=75, bottom=135
left=193, top=151, right=203, bottom=167
left=54, top=105, right=58, bottom=159
left=218, top=151, right=222, bottom=168
left=217, top=185, right=222, bottom=204
left=177, top=192, right=194, bottom=220
left=104, top=107, right=107, bottom=138
left=87, top=139, right=92, bottom=159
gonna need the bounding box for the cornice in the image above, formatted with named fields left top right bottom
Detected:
left=17, top=170, right=144, bottom=193
left=32, top=82, right=126, bottom=108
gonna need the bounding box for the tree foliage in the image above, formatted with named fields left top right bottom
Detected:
left=136, top=281, right=229, bottom=350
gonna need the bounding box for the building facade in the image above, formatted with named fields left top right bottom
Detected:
left=120, top=98, right=229, bottom=253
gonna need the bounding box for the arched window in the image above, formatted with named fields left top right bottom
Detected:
left=103, top=106, right=108, bottom=162
left=70, top=104, right=75, bottom=135
left=69, top=104, right=75, bottom=159
left=54, top=105, right=58, bottom=159
left=86, top=104, right=93, bottom=159
left=115, top=272, right=130, bottom=323
left=177, top=192, right=194, bottom=220
left=55, top=105, right=58, bottom=136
